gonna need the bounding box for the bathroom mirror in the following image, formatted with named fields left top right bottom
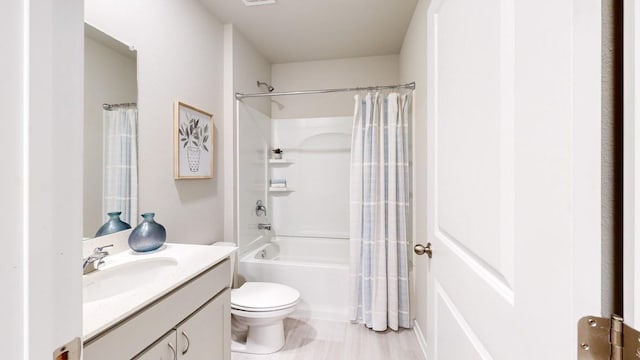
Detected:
left=83, top=23, right=138, bottom=239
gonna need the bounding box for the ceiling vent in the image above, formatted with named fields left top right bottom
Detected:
left=242, top=0, right=276, bottom=6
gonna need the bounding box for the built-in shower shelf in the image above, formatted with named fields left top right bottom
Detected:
left=269, top=187, right=294, bottom=192
left=269, top=159, right=294, bottom=165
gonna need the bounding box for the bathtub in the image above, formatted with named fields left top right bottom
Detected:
left=238, top=236, right=349, bottom=321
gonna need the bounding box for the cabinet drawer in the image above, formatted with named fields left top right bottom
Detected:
left=84, top=259, right=230, bottom=360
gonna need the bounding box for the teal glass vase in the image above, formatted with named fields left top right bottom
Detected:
left=95, top=211, right=131, bottom=237
left=128, top=213, right=166, bottom=252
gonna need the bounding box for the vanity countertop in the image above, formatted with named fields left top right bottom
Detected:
left=82, top=243, right=236, bottom=341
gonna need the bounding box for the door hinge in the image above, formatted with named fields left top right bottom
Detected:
left=578, top=315, right=640, bottom=359
left=53, top=337, right=81, bottom=360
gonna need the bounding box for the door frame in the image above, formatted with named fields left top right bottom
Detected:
left=624, top=0, right=640, bottom=328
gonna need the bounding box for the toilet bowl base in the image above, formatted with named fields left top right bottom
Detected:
left=231, top=320, right=285, bottom=354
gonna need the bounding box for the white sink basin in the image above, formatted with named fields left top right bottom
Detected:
left=82, top=243, right=237, bottom=340
left=83, top=257, right=178, bottom=304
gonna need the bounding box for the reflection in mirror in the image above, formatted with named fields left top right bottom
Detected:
left=83, top=24, right=138, bottom=239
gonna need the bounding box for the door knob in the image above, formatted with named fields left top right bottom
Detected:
left=414, top=243, right=432, bottom=258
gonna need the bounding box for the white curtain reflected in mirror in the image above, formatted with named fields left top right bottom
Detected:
left=83, top=23, right=138, bottom=239
left=102, top=104, right=138, bottom=227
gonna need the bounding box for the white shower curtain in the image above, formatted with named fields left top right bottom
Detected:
left=349, top=91, right=411, bottom=331
left=102, top=106, right=138, bottom=226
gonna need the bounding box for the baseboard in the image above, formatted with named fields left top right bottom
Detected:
left=413, top=319, right=428, bottom=360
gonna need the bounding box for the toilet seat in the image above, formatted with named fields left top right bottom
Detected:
left=231, top=301, right=298, bottom=312
left=230, top=305, right=297, bottom=321
left=231, top=282, right=300, bottom=312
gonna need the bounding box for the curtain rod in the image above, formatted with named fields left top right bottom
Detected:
left=103, top=102, right=137, bottom=110
left=235, top=82, right=415, bottom=100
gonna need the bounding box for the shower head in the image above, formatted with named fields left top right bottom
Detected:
left=257, top=81, right=275, bottom=92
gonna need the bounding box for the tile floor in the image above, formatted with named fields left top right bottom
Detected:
left=231, top=318, right=424, bottom=360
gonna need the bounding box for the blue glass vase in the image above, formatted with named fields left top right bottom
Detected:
left=95, top=211, right=131, bottom=237
left=128, top=213, right=167, bottom=252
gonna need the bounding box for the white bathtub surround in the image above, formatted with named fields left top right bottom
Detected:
left=270, top=116, right=352, bottom=239
left=239, top=237, right=349, bottom=321
left=237, top=103, right=271, bottom=250
left=349, top=92, right=412, bottom=331
left=102, top=106, right=138, bottom=226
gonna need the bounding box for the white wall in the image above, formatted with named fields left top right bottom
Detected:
left=400, top=0, right=430, bottom=353
left=86, top=0, right=225, bottom=245
left=231, top=27, right=272, bottom=117
left=1, top=0, right=84, bottom=357
left=223, top=25, right=272, bottom=245
left=271, top=55, right=399, bottom=119
left=84, top=35, right=137, bottom=238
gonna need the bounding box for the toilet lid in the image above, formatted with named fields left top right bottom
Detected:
left=231, top=282, right=300, bottom=310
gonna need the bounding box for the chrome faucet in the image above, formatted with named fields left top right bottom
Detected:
left=257, top=223, right=271, bottom=231
left=255, top=200, right=267, bottom=217
left=82, top=244, right=113, bottom=275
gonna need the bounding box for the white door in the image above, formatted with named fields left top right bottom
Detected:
left=624, top=0, right=640, bottom=329
left=425, top=0, right=601, bottom=359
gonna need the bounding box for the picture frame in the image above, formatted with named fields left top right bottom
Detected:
left=174, top=101, right=214, bottom=179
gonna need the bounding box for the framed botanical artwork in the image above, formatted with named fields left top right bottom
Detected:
left=174, top=101, right=214, bottom=179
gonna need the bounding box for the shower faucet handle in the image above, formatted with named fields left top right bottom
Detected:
left=255, top=200, right=267, bottom=217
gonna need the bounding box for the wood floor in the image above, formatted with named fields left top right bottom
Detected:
left=231, top=318, right=425, bottom=360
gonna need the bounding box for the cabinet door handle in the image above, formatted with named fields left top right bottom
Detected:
left=168, top=342, right=177, bottom=360
left=181, top=331, right=190, bottom=355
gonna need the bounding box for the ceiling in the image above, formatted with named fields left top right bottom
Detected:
left=200, top=0, right=419, bottom=64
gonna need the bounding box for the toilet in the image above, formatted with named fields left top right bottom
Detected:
left=231, top=282, right=300, bottom=354
left=213, top=242, right=300, bottom=354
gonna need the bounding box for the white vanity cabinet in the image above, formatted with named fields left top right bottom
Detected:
left=134, top=331, right=176, bottom=360
left=84, top=258, right=231, bottom=360
left=174, top=289, right=230, bottom=359
left=135, top=289, right=230, bottom=360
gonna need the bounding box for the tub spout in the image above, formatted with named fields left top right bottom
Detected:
left=258, top=223, right=271, bottom=231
